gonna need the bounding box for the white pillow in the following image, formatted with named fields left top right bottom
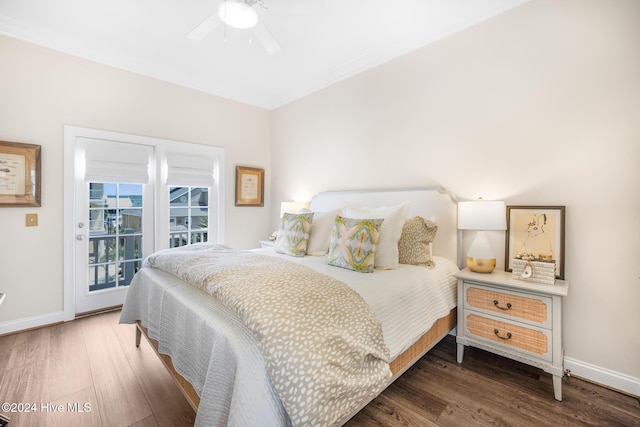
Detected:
left=301, top=208, right=341, bottom=255
left=344, top=201, right=410, bottom=269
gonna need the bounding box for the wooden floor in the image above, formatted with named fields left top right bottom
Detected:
left=1, top=311, right=638, bottom=427
left=0, top=310, right=195, bottom=427
left=348, top=338, right=640, bottom=427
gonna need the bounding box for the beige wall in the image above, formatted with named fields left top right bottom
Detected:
left=272, top=0, right=640, bottom=385
left=0, top=35, right=272, bottom=324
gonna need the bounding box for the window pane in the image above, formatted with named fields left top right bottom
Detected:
left=118, top=233, right=142, bottom=261
left=121, top=209, right=143, bottom=233
left=88, top=263, right=117, bottom=291
left=170, top=231, right=189, bottom=248
left=105, top=209, right=120, bottom=234
left=170, top=187, right=189, bottom=206
left=89, top=236, right=116, bottom=265
left=192, top=208, right=208, bottom=229
left=170, top=207, right=188, bottom=228
left=191, top=188, right=209, bottom=206
left=102, top=183, right=117, bottom=198
left=191, top=231, right=208, bottom=244
left=119, top=183, right=143, bottom=206
left=119, top=183, right=141, bottom=197
left=89, top=208, right=106, bottom=233
left=169, top=186, right=209, bottom=247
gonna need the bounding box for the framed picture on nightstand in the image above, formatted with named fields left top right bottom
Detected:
left=505, top=206, right=565, bottom=279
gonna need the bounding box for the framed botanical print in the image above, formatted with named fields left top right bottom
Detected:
left=0, top=141, right=41, bottom=207
left=235, top=166, right=264, bottom=207
left=505, top=206, right=566, bottom=279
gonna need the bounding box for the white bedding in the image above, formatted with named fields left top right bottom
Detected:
left=121, top=266, right=290, bottom=426
left=254, top=249, right=459, bottom=359
left=120, top=250, right=458, bottom=426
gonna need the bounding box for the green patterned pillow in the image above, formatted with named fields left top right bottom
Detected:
left=327, top=217, right=383, bottom=273
left=275, top=212, right=314, bottom=257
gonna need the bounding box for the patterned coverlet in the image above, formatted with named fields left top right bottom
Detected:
left=144, top=243, right=391, bottom=427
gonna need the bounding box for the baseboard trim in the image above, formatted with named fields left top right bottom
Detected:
left=0, top=311, right=65, bottom=336
left=564, top=357, right=640, bottom=398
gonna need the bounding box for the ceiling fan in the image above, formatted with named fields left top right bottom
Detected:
left=188, top=0, right=281, bottom=55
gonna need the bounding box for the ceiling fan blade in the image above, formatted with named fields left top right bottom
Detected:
left=253, top=20, right=281, bottom=55
left=187, top=13, right=222, bottom=41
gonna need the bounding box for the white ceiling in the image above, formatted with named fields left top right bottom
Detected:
left=0, top=0, right=529, bottom=109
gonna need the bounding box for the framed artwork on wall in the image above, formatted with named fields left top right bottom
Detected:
left=235, top=165, right=264, bottom=207
left=505, top=205, right=566, bottom=279
left=0, top=140, right=41, bottom=207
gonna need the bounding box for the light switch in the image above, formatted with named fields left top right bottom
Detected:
left=26, top=213, right=38, bottom=227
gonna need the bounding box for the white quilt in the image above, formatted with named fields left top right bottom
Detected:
left=256, top=248, right=460, bottom=360
left=143, top=244, right=391, bottom=427
left=120, top=267, right=290, bottom=426
left=120, top=246, right=458, bottom=426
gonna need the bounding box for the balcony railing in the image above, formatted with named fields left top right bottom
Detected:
left=88, top=229, right=208, bottom=291
left=170, top=229, right=208, bottom=248
left=88, top=230, right=141, bottom=292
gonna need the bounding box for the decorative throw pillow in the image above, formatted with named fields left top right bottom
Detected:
left=274, top=212, right=314, bottom=257
left=398, top=216, right=438, bottom=268
left=301, top=208, right=342, bottom=255
left=344, top=201, right=410, bottom=269
left=327, top=217, right=383, bottom=273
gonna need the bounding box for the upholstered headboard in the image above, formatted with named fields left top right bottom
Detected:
left=309, top=187, right=460, bottom=265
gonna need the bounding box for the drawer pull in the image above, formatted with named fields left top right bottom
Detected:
left=493, top=300, right=512, bottom=311
left=494, top=329, right=512, bottom=340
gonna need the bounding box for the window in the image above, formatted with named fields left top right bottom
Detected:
left=169, top=186, right=210, bottom=247
left=65, top=125, right=225, bottom=318
left=88, top=182, right=144, bottom=290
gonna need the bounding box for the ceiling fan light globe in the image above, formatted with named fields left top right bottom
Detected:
left=218, top=1, right=259, bottom=29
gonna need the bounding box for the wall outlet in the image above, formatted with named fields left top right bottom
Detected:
left=26, top=213, right=38, bottom=227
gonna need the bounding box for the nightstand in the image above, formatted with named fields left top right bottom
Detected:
left=259, top=240, right=275, bottom=248
left=455, top=268, right=569, bottom=401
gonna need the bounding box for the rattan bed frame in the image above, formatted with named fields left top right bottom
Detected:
left=136, top=308, right=457, bottom=413
left=133, top=187, right=460, bottom=422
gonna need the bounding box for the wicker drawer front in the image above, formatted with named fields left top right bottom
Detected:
left=465, top=285, right=550, bottom=326
left=465, top=314, right=550, bottom=360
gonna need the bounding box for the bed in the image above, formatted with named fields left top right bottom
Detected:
left=120, top=187, right=461, bottom=426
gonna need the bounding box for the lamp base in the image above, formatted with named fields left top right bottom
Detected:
left=466, top=256, right=496, bottom=273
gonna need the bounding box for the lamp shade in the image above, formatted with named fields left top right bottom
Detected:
left=457, top=200, right=506, bottom=231
left=280, top=201, right=309, bottom=217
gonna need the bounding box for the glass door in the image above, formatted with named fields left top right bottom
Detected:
left=64, top=126, right=223, bottom=318
left=87, top=183, right=143, bottom=292
left=72, top=137, right=154, bottom=315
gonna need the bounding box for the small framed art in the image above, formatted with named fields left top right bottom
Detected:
left=235, top=166, right=264, bottom=207
left=505, top=206, right=565, bottom=279
left=0, top=140, right=41, bottom=207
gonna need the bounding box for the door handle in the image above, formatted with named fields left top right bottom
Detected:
left=76, top=235, right=86, bottom=241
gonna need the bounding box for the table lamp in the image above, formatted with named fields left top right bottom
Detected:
left=457, top=200, right=506, bottom=273
left=280, top=201, right=309, bottom=217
